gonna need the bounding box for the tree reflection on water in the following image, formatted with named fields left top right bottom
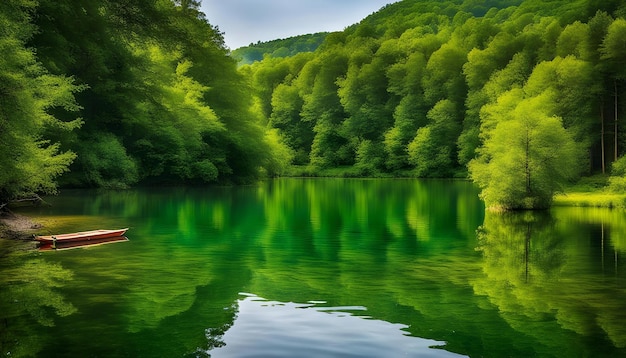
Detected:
left=0, top=242, right=76, bottom=357
left=2, top=181, right=626, bottom=357
left=474, top=210, right=626, bottom=351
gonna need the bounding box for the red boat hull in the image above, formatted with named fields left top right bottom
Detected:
left=35, top=228, right=128, bottom=243
left=38, top=236, right=129, bottom=251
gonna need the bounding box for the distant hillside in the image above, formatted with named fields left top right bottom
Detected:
left=231, top=32, right=328, bottom=65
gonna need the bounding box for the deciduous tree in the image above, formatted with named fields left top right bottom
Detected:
left=0, top=0, right=82, bottom=206
left=470, top=92, right=583, bottom=210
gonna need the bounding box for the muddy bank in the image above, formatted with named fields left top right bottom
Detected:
left=0, top=213, right=42, bottom=241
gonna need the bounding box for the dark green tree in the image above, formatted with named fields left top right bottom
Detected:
left=0, top=0, right=83, bottom=206
left=408, top=100, right=461, bottom=177
left=300, top=50, right=350, bottom=168
left=600, top=18, right=626, bottom=162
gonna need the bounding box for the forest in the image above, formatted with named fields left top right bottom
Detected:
left=1, top=0, right=626, bottom=210
left=231, top=32, right=328, bottom=65
left=1, top=0, right=292, bottom=203
left=244, top=0, right=626, bottom=209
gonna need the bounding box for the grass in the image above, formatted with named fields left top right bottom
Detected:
left=553, top=192, right=626, bottom=208
left=554, top=174, right=626, bottom=208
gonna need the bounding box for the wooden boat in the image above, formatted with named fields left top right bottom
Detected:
left=39, top=236, right=129, bottom=251
left=35, top=228, right=129, bottom=243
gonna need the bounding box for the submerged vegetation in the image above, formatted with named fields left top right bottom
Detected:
left=1, top=0, right=626, bottom=210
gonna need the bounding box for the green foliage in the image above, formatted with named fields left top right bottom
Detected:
left=355, top=140, right=385, bottom=175
left=557, top=21, right=593, bottom=60
left=470, top=93, right=583, bottom=210
left=0, top=0, right=82, bottom=204
left=269, top=80, right=313, bottom=164
left=0, top=0, right=284, bottom=192
left=239, top=0, right=626, bottom=209
left=422, top=42, right=468, bottom=104
left=262, top=129, right=295, bottom=177
left=72, top=134, right=138, bottom=189
left=121, top=44, right=227, bottom=185
left=600, top=18, right=626, bottom=78
left=608, top=155, right=626, bottom=191
left=18, top=143, right=78, bottom=194
left=610, top=155, right=626, bottom=176
left=553, top=191, right=626, bottom=208
left=408, top=100, right=460, bottom=177
left=232, top=32, right=328, bottom=65
left=5, top=0, right=626, bottom=202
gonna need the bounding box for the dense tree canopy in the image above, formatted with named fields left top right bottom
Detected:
left=243, top=0, right=626, bottom=208
left=0, top=0, right=288, bottom=207
left=231, top=33, right=328, bottom=65
left=469, top=91, right=583, bottom=210
left=3, top=0, right=626, bottom=210
left=0, top=0, right=83, bottom=205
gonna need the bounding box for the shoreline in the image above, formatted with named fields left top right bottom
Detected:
left=0, top=212, right=43, bottom=241
left=0, top=213, right=41, bottom=255
left=1, top=188, right=624, bottom=247
left=0, top=213, right=43, bottom=255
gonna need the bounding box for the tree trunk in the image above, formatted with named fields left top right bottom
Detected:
left=601, top=100, right=606, bottom=174
left=615, top=79, right=619, bottom=162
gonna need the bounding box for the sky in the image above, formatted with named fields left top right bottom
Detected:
left=200, top=0, right=398, bottom=50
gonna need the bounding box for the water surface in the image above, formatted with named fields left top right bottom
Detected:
left=1, top=179, right=625, bottom=357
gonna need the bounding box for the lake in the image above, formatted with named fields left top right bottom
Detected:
left=1, top=178, right=625, bottom=357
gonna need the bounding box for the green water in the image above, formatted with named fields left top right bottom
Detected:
left=1, top=179, right=625, bottom=357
